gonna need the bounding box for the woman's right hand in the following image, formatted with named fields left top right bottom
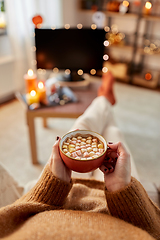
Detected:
left=48, top=137, right=71, bottom=183
left=100, top=142, right=131, bottom=192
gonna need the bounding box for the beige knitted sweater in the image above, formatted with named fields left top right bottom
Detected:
left=0, top=165, right=159, bottom=240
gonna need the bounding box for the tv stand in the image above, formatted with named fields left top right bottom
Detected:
left=57, top=71, right=85, bottom=82
left=49, top=71, right=91, bottom=89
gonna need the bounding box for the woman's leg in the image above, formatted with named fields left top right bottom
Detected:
left=71, top=72, right=139, bottom=180
left=71, top=95, right=113, bottom=134
left=71, top=72, right=116, bottom=134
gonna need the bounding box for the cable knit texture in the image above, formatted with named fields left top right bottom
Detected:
left=0, top=164, right=159, bottom=240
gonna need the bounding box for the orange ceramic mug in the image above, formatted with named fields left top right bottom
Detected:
left=59, top=130, right=108, bottom=173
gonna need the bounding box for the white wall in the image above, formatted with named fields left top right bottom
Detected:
left=0, top=34, right=15, bottom=102
left=0, top=0, right=63, bottom=103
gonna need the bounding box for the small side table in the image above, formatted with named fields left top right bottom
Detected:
left=17, top=79, right=100, bottom=164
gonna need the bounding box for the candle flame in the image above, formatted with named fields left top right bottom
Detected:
left=38, top=81, right=44, bottom=89
left=145, top=2, right=152, bottom=9
left=123, top=1, right=129, bottom=7
left=28, top=69, right=34, bottom=77
left=30, top=90, right=36, bottom=96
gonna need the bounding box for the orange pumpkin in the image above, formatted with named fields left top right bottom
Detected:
left=32, top=15, right=43, bottom=28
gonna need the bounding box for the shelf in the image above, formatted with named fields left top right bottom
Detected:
left=137, top=48, right=160, bottom=56
left=108, top=44, right=133, bottom=51
left=79, top=4, right=160, bottom=89
left=108, top=45, right=160, bottom=56
left=132, top=74, right=159, bottom=89
left=79, top=9, right=138, bottom=19
left=104, top=11, right=138, bottom=19
left=80, top=9, right=160, bottom=21
left=106, top=41, right=160, bottom=55
left=142, top=15, right=160, bottom=22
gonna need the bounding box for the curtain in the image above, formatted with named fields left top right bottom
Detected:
left=5, top=0, right=63, bottom=91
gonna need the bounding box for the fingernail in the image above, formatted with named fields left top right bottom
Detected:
left=108, top=142, right=113, bottom=144
left=108, top=158, right=113, bottom=163
left=56, top=136, right=60, bottom=140
left=104, top=168, right=109, bottom=173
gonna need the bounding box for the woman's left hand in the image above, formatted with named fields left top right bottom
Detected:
left=99, top=142, right=131, bottom=192
left=48, top=137, right=71, bottom=183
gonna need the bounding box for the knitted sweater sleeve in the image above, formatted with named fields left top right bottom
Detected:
left=0, top=164, right=72, bottom=238
left=105, top=177, right=160, bottom=240
left=16, top=164, right=73, bottom=206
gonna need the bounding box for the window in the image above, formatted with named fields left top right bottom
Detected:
left=0, top=0, right=6, bottom=35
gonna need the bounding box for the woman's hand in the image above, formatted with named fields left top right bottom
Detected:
left=48, top=137, right=71, bottom=183
left=100, top=142, right=131, bottom=192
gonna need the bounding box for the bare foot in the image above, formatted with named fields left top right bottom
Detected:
left=98, top=71, right=116, bottom=105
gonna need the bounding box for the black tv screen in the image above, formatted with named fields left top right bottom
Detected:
left=35, top=28, right=106, bottom=74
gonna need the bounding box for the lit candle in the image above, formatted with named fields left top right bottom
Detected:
left=26, top=90, right=39, bottom=105
left=24, top=69, right=37, bottom=93
left=143, top=1, right=152, bottom=15
left=37, top=81, right=47, bottom=103
left=119, top=1, right=129, bottom=14
left=0, top=12, right=6, bottom=28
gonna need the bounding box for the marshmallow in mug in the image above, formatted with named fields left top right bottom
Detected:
left=62, top=135, right=104, bottom=160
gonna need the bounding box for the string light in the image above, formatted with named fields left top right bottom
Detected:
left=42, top=69, right=46, bottom=75
left=51, top=26, right=56, bottom=30
left=102, top=67, right=108, bottom=73
left=144, top=47, right=150, bottom=54
left=37, top=68, right=42, bottom=72
left=104, top=26, right=110, bottom=32
left=65, top=69, right=71, bottom=75
left=111, top=24, right=118, bottom=34
left=77, top=23, right=83, bottom=29
left=103, top=54, right=109, bottom=61
left=53, top=67, right=59, bottom=73
left=32, top=60, right=37, bottom=65
left=90, top=69, right=96, bottom=75
left=60, top=100, right=65, bottom=105
left=91, top=24, right=97, bottom=30
left=65, top=24, right=70, bottom=29
left=123, top=1, right=129, bottom=7
left=77, top=69, right=83, bottom=75
left=144, top=39, right=150, bottom=46
left=31, top=46, right=36, bottom=52
left=104, top=40, right=109, bottom=47
left=35, top=22, right=42, bottom=29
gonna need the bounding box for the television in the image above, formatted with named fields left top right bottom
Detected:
left=35, top=28, right=106, bottom=81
